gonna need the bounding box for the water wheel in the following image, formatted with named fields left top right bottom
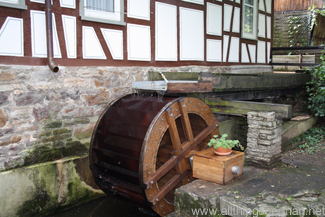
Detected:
left=89, top=94, right=219, bottom=216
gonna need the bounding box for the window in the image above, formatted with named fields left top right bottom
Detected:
left=80, top=0, right=125, bottom=25
left=0, top=0, right=27, bottom=9
left=242, top=0, right=257, bottom=40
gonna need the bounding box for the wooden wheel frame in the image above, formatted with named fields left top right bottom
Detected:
left=140, top=97, right=219, bottom=216
left=89, top=95, right=219, bottom=217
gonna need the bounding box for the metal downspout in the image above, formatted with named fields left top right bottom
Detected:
left=45, top=0, right=59, bottom=72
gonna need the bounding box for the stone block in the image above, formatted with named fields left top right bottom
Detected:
left=247, top=112, right=258, bottom=118
left=64, top=78, right=91, bottom=88
left=0, top=93, right=9, bottom=106
left=0, top=84, right=14, bottom=92
left=0, top=72, right=15, bottom=81
left=219, top=196, right=253, bottom=217
left=30, top=70, right=52, bottom=81
left=9, top=108, right=32, bottom=120
left=0, top=109, right=8, bottom=128
left=258, top=112, right=276, bottom=119
left=53, top=128, right=71, bottom=135
left=74, top=124, right=95, bottom=140
left=84, top=92, right=110, bottom=106
left=258, top=139, right=272, bottom=146
left=15, top=93, right=44, bottom=106
left=33, top=107, right=50, bottom=121
left=44, top=121, right=62, bottom=129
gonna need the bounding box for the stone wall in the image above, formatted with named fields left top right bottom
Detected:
left=246, top=112, right=282, bottom=169
left=0, top=64, right=238, bottom=172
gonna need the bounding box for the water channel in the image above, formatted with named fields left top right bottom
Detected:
left=46, top=196, right=158, bottom=217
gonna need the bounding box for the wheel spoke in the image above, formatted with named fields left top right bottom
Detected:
left=165, top=107, right=187, bottom=174
left=149, top=170, right=190, bottom=205
left=178, top=99, right=194, bottom=143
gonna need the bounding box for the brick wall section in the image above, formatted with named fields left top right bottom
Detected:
left=0, top=65, right=232, bottom=172
left=246, top=112, right=282, bottom=169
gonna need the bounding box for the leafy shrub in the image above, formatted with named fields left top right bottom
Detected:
left=306, top=51, right=325, bottom=119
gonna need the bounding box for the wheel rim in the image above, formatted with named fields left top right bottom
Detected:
left=140, top=97, right=219, bottom=216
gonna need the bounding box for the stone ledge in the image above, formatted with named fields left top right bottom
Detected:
left=0, top=155, right=105, bottom=217
left=171, top=166, right=325, bottom=217
left=281, top=117, right=317, bottom=151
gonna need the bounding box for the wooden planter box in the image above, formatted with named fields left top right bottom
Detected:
left=193, top=148, right=244, bottom=185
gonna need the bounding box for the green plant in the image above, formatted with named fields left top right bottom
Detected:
left=289, top=125, right=325, bottom=154
left=305, top=51, right=325, bottom=119
left=207, top=134, right=243, bottom=150
left=309, top=5, right=325, bottom=30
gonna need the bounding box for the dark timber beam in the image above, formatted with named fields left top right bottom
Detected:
left=206, top=99, right=292, bottom=119
left=148, top=72, right=311, bottom=93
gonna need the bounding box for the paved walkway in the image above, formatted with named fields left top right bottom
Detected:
left=169, top=152, right=325, bottom=217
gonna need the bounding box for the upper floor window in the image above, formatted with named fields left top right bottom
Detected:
left=0, top=0, right=27, bottom=9
left=80, top=0, right=125, bottom=25
left=242, top=0, right=257, bottom=40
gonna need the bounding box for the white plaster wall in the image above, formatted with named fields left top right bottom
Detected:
left=181, top=0, right=204, bottom=5
left=101, top=28, right=123, bottom=60
left=127, top=0, right=150, bottom=20
left=30, top=10, right=61, bottom=58
left=207, top=39, right=222, bottom=62
left=60, top=0, right=75, bottom=9
left=223, top=35, right=229, bottom=62
left=155, top=2, right=177, bottom=61
left=232, top=7, right=240, bottom=33
left=206, top=3, right=222, bottom=36
left=180, top=7, right=204, bottom=61
left=266, top=0, right=272, bottom=13
left=82, top=26, right=106, bottom=59
left=259, top=0, right=265, bottom=11
left=223, top=4, right=232, bottom=32
left=228, top=37, right=239, bottom=62
left=248, top=44, right=256, bottom=63
left=257, top=41, right=266, bottom=63
left=127, top=24, right=151, bottom=61
left=258, top=14, right=265, bottom=38
left=241, top=43, right=250, bottom=63
left=267, top=16, right=271, bottom=39
left=62, top=15, right=76, bottom=59
left=0, top=17, right=23, bottom=57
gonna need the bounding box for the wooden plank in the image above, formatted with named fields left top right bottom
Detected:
left=149, top=170, right=190, bottom=206
left=166, top=82, right=213, bottom=93
left=144, top=120, right=218, bottom=189
left=193, top=148, right=244, bottom=185
left=148, top=71, right=199, bottom=81
left=165, top=107, right=187, bottom=175
left=178, top=99, right=194, bottom=142
left=211, top=73, right=311, bottom=92
left=271, top=63, right=320, bottom=66
left=144, top=155, right=178, bottom=189
left=206, top=99, right=292, bottom=119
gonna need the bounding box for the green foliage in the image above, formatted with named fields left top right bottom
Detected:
left=309, top=5, right=325, bottom=30
left=290, top=125, right=325, bottom=154
left=306, top=51, right=325, bottom=119
left=207, top=134, right=244, bottom=150
left=287, top=16, right=308, bottom=50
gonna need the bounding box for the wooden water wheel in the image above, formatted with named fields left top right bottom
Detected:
left=90, top=94, right=219, bottom=216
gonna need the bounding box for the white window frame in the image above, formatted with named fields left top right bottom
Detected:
left=80, top=0, right=125, bottom=25
left=241, top=0, right=258, bottom=40
left=0, top=0, right=27, bottom=9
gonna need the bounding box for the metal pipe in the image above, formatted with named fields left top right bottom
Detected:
left=45, top=0, right=59, bottom=72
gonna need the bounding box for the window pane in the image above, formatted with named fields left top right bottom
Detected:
left=245, top=0, right=254, bottom=6
left=86, top=0, right=114, bottom=12
left=244, top=5, right=254, bottom=34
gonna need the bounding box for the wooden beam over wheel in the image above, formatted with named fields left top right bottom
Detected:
left=206, top=99, right=292, bottom=119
